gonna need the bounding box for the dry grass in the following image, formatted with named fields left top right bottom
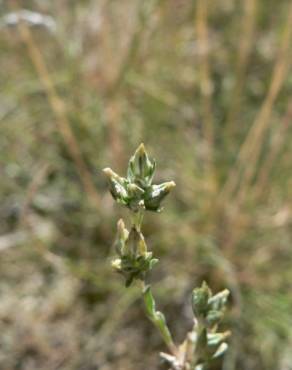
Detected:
left=0, top=1, right=291, bottom=369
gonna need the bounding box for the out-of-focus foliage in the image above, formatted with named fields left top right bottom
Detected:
left=0, top=0, right=291, bottom=369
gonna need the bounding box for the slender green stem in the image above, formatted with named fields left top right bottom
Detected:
left=139, top=280, right=178, bottom=356
left=132, top=209, right=177, bottom=356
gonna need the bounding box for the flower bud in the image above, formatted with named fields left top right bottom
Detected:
left=127, top=143, right=156, bottom=188
left=144, top=181, right=176, bottom=212
left=103, top=167, right=128, bottom=204
left=192, top=281, right=211, bottom=318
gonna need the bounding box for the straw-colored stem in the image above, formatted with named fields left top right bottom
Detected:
left=219, top=3, right=292, bottom=204
left=235, top=5, right=292, bottom=205
left=225, top=0, right=257, bottom=135
left=195, top=0, right=214, bottom=167
left=252, top=100, right=292, bottom=200
left=220, top=4, right=292, bottom=252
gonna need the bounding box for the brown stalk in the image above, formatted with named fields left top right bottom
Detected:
left=219, top=5, right=292, bottom=255
left=19, top=162, right=51, bottom=227
left=195, top=0, right=214, bottom=165
left=235, top=5, right=292, bottom=204
left=252, top=100, right=292, bottom=199
left=219, top=4, right=292, bottom=204
left=226, top=0, right=257, bottom=135
left=102, top=1, right=154, bottom=170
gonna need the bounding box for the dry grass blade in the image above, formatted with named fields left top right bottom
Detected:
left=11, top=2, right=100, bottom=209
left=226, top=0, right=257, bottom=135
left=220, top=3, right=292, bottom=203
left=252, top=100, right=292, bottom=199
left=195, top=0, right=214, bottom=169
left=235, top=6, right=292, bottom=205
left=19, top=162, right=51, bottom=227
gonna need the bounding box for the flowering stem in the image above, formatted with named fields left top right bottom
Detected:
left=104, top=144, right=230, bottom=369
left=133, top=211, right=177, bottom=355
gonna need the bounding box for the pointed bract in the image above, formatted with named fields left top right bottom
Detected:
left=115, top=219, right=129, bottom=255
left=127, top=143, right=156, bottom=188
left=103, top=167, right=128, bottom=204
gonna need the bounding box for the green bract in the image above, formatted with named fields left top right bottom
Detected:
left=127, top=143, right=156, bottom=188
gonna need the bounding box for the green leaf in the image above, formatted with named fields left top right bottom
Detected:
left=143, top=285, right=156, bottom=317
left=208, top=289, right=230, bottom=311
left=143, top=285, right=174, bottom=348
left=155, top=311, right=174, bottom=345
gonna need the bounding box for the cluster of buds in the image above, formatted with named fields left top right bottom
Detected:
left=190, top=282, right=230, bottom=366
left=104, top=144, right=175, bottom=286
left=161, top=282, right=230, bottom=370
left=111, top=219, right=158, bottom=286
left=103, top=143, right=175, bottom=213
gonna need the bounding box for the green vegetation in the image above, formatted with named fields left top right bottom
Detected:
left=0, top=1, right=291, bottom=369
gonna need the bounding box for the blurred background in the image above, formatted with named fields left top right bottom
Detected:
left=0, top=0, right=292, bottom=369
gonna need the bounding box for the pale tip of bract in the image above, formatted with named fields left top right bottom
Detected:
left=136, top=142, right=146, bottom=156
left=117, top=218, right=125, bottom=230
left=111, top=258, right=122, bottom=270
left=138, top=200, right=145, bottom=208
left=222, top=289, right=230, bottom=298
left=102, top=167, right=116, bottom=179
left=165, top=181, right=176, bottom=190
